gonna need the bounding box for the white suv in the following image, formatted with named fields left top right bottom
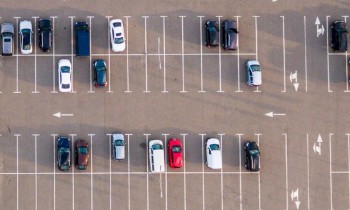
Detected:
left=148, top=140, right=165, bottom=173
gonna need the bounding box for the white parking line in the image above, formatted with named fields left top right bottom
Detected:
left=14, top=17, right=21, bottom=94
left=144, top=134, right=151, bottom=210
left=125, top=133, right=132, bottom=210
left=281, top=16, right=286, bottom=93
left=69, top=134, right=76, bottom=210
left=179, top=16, right=187, bottom=93
left=198, top=16, right=205, bottom=93
left=218, top=133, right=225, bottom=210
left=217, top=16, right=224, bottom=93
left=33, top=134, right=39, bottom=210
left=143, top=16, right=150, bottom=93
left=105, top=16, right=113, bottom=93
left=162, top=134, right=169, bottom=208
left=32, top=17, right=39, bottom=94
left=161, top=16, right=168, bottom=93
left=50, top=16, right=58, bottom=93
left=69, top=16, right=76, bottom=93
left=283, top=133, right=288, bottom=210
left=0, top=171, right=258, bottom=175
left=304, top=16, right=308, bottom=92
left=255, top=133, right=262, bottom=210
left=329, top=133, right=333, bottom=210
left=124, top=16, right=132, bottom=93
left=307, top=134, right=310, bottom=210
left=326, top=16, right=332, bottom=93
left=88, top=16, right=95, bottom=94
left=347, top=133, right=350, bottom=210
left=236, top=133, right=243, bottom=210
left=253, top=16, right=259, bottom=60
left=14, top=134, right=20, bottom=210
left=106, top=133, right=113, bottom=210
left=51, top=134, right=57, bottom=210
left=199, top=133, right=206, bottom=210
left=88, top=134, right=95, bottom=210
left=180, top=133, right=187, bottom=210
left=235, top=16, right=243, bottom=93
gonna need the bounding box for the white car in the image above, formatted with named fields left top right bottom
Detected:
left=111, top=133, right=125, bottom=160
left=58, top=59, right=72, bottom=92
left=19, top=20, right=33, bottom=54
left=206, top=138, right=222, bottom=169
left=109, top=19, right=126, bottom=52
left=148, top=140, right=165, bottom=173
left=246, top=60, right=262, bottom=86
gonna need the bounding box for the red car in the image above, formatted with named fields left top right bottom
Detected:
left=168, top=138, right=183, bottom=168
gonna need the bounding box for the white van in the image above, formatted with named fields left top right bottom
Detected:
left=206, top=138, right=222, bottom=169
left=148, top=140, right=165, bottom=173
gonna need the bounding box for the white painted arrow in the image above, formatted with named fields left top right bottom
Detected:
left=53, top=112, right=74, bottom=118
left=295, top=201, right=301, bottom=209
left=315, top=17, right=320, bottom=25
left=317, top=134, right=323, bottom=143
left=265, top=112, right=286, bottom=118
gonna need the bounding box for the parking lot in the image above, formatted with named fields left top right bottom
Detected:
left=0, top=0, right=350, bottom=210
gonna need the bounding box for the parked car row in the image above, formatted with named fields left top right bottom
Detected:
left=0, top=18, right=125, bottom=56
left=56, top=134, right=261, bottom=173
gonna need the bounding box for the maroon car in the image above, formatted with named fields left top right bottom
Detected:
left=75, top=139, right=89, bottom=170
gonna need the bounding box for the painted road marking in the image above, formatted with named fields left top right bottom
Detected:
left=217, top=16, right=224, bottom=93
left=180, top=133, right=188, bottom=210
left=87, top=16, right=95, bottom=94
left=255, top=133, right=262, bottom=210
left=179, top=16, right=187, bottom=93
left=69, top=134, right=77, bottom=210
left=125, top=133, right=133, bottom=210
left=281, top=16, right=286, bottom=93
left=50, top=16, right=58, bottom=93
left=198, top=16, right=205, bottom=93
left=88, top=134, right=95, bottom=210
left=105, top=16, right=113, bottom=93
left=106, top=133, right=113, bottom=210
left=32, top=134, right=39, bottom=210
left=199, top=133, right=206, bottom=210
left=326, top=16, right=332, bottom=93
left=161, top=16, right=168, bottom=93
left=236, top=134, right=243, bottom=210
left=14, top=17, right=21, bottom=94
left=51, top=134, right=58, bottom=210
left=32, top=16, right=39, bottom=94
left=124, top=16, right=132, bottom=93
left=143, top=16, right=150, bottom=93
left=218, top=133, right=225, bottom=210
left=283, top=133, right=288, bottom=210
left=14, top=134, right=21, bottom=210
left=68, top=16, right=76, bottom=93
left=144, top=134, right=151, bottom=210
left=235, top=16, right=242, bottom=93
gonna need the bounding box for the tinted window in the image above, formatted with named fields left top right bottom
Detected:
left=78, top=147, right=88, bottom=154
left=4, top=38, right=11, bottom=42
left=61, top=66, right=70, bottom=73
left=209, top=144, right=220, bottom=151
left=249, top=149, right=260, bottom=156
left=251, top=65, right=261, bottom=72
left=152, top=144, right=163, bottom=150
left=114, top=37, right=124, bottom=44
left=115, top=140, right=124, bottom=146
left=113, top=22, right=121, bottom=27
left=172, top=146, right=181, bottom=153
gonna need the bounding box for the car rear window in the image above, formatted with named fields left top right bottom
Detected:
left=249, top=149, right=260, bottom=156
left=209, top=144, right=220, bottom=151
left=4, top=38, right=11, bottom=42
left=115, top=140, right=124, bottom=146
left=152, top=144, right=163, bottom=150
left=61, top=66, right=70, bottom=73
left=251, top=65, right=261, bottom=72
left=78, top=147, right=88, bottom=154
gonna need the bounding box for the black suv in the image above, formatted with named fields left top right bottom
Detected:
left=222, top=20, right=238, bottom=50
left=331, top=20, right=348, bottom=52
left=38, top=19, right=52, bottom=52
left=57, top=136, right=71, bottom=171
left=205, top=20, right=219, bottom=47
left=244, top=141, right=260, bottom=171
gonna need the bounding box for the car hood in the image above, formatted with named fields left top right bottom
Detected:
left=1, top=23, right=14, bottom=34
left=172, top=153, right=183, bottom=166
left=252, top=71, right=262, bottom=85
left=227, top=31, right=237, bottom=50
left=78, top=154, right=88, bottom=166
left=208, top=150, right=222, bottom=169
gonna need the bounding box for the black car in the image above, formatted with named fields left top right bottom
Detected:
left=244, top=141, right=260, bottom=171
left=57, top=136, right=71, bottom=171
left=331, top=20, right=348, bottom=52
left=205, top=20, right=219, bottom=47
left=38, top=19, right=52, bottom=52
left=93, top=59, right=107, bottom=87
left=222, top=20, right=238, bottom=50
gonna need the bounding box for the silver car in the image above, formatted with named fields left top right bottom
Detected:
left=1, top=23, right=14, bottom=56
left=111, top=133, right=125, bottom=160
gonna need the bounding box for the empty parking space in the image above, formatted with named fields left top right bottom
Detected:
left=130, top=175, right=147, bottom=210
left=92, top=175, right=109, bottom=210
left=74, top=174, right=91, bottom=210
left=149, top=174, right=166, bottom=210
left=185, top=174, right=203, bottom=210
left=37, top=175, right=54, bottom=210
left=166, top=174, right=185, bottom=210
left=111, top=174, right=129, bottom=210
left=204, top=174, right=222, bottom=209
left=223, top=174, right=240, bottom=210
left=55, top=174, right=73, bottom=210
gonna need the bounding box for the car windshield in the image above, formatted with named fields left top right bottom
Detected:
left=61, top=66, right=70, bottom=73
left=22, top=30, right=31, bottom=49
left=4, top=38, right=11, bottom=42
left=152, top=144, right=163, bottom=150
left=208, top=27, right=217, bottom=32
left=96, top=66, right=105, bottom=72
left=172, top=146, right=181, bottom=153
left=251, top=65, right=261, bottom=72
left=115, top=140, right=124, bottom=146
left=249, top=149, right=260, bottom=156
left=113, top=22, right=121, bottom=27
left=78, top=147, right=88, bottom=154
left=114, top=37, right=124, bottom=44
left=59, top=150, right=70, bottom=165
left=209, top=144, right=220, bottom=150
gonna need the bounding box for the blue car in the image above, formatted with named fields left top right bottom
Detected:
left=93, top=59, right=108, bottom=87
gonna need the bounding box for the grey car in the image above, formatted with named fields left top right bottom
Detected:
left=111, top=133, right=125, bottom=160
left=1, top=23, right=14, bottom=56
